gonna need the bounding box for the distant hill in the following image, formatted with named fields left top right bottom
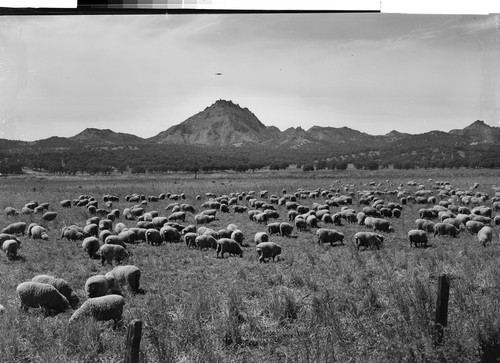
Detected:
left=149, top=100, right=276, bottom=146
left=449, top=120, right=500, bottom=144
left=69, top=128, right=145, bottom=145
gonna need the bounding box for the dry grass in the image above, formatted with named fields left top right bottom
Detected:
left=0, top=169, right=499, bottom=362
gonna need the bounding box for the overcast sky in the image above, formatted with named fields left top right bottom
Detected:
left=0, top=13, right=498, bottom=141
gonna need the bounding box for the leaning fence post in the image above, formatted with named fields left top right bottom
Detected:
left=124, top=319, right=142, bottom=363
left=435, top=274, right=450, bottom=345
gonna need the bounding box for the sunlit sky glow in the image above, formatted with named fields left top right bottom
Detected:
left=0, top=13, right=498, bottom=141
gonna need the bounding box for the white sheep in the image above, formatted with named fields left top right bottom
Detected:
left=254, top=232, right=269, bottom=244
left=256, top=242, right=282, bottom=263
left=98, top=244, right=129, bottom=266
left=2, top=222, right=27, bottom=236
left=31, top=275, right=79, bottom=309
left=31, top=225, right=49, bottom=240
left=2, top=239, right=20, bottom=259
left=69, top=294, right=125, bottom=326
left=105, top=265, right=142, bottom=294
left=478, top=226, right=494, bottom=246
left=17, top=281, right=70, bottom=313
left=82, top=237, right=101, bottom=259
left=85, top=274, right=117, bottom=298
left=0, top=233, right=21, bottom=246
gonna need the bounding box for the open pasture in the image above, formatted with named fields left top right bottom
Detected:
left=0, top=169, right=500, bottom=362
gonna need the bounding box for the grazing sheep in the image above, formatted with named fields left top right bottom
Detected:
left=31, top=275, right=79, bottom=309
left=83, top=223, right=98, bottom=238
left=99, top=219, right=113, bottom=231
left=354, top=232, right=384, bottom=251
left=105, top=235, right=127, bottom=249
left=472, top=215, right=491, bottom=225
left=184, top=232, right=198, bottom=248
left=2, top=222, right=27, bottom=236
left=321, top=213, right=334, bottom=224
left=231, top=229, right=245, bottom=246
left=99, top=229, right=112, bottom=242
left=256, top=242, right=282, bottom=263
left=41, top=211, right=57, bottom=222
left=128, top=227, right=146, bottom=243
left=69, top=295, right=125, bottom=325
left=82, top=237, right=101, bottom=259
left=5, top=207, right=19, bottom=216
left=267, top=222, right=281, bottom=235
left=195, top=214, right=214, bottom=224
left=295, top=218, right=307, bottom=232
left=61, top=226, right=85, bottom=241
left=288, top=210, right=299, bottom=222
left=86, top=216, right=100, bottom=226
left=455, top=214, right=471, bottom=225
left=2, top=239, right=19, bottom=259
left=117, top=230, right=135, bottom=245
left=345, top=212, right=357, bottom=224
left=441, top=218, right=462, bottom=230
left=371, top=218, right=394, bottom=233
left=168, top=211, right=186, bottom=222
left=31, top=225, right=49, bottom=240
left=195, top=234, right=217, bottom=250
left=306, top=215, right=319, bottom=228
left=217, top=228, right=233, bottom=239
left=216, top=238, right=243, bottom=258
left=98, top=244, right=129, bottom=266
left=182, top=224, right=197, bottom=235
left=254, top=232, right=269, bottom=244
left=60, top=199, right=72, bottom=208
left=21, top=206, right=34, bottom=215
left=233, top=205, right=247, bottom=213
left=477, top=226, right=494, bottom=246
left=201, top=228, right=219, bottom=240
left=316, top=228, right=345, bottom=246
left=415, top=219, right=435, bottom=233
left=105, top=265, right=141, bottom=294
left=466, top=220, right=485, bottom=235
left=0, top=233, right=21, bottom=246
left=253, top=213, right=268, bottom=224
left=277, top=222, right=292, bottom=237
left=145, top=228, right=162, bottom=246
left=408, top=229, right=428, bottom=248
left=357, top=212, right=366, bottom=225
left=434, top=223, right=460, bottom=238
left=85, top=274, right=117, bottom=298
left=160, top=226, right=182, bottom=243
left=17, top=282, right=70, bottom=313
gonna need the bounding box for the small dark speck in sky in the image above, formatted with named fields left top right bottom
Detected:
left=215, top=72, right=222, bottom=75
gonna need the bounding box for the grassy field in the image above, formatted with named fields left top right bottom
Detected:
left=0, top=168, right=499, bottom=362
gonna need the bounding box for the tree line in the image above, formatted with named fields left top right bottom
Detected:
left=0, top=142, right=499, bottom=175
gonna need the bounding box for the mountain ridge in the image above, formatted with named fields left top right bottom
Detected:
left=1, top=101, right=498, bottom=152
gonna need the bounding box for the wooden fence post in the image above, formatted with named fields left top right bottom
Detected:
left=124, top=319, right=142, bottom=363
left=435, top=274, right=450, bottom=345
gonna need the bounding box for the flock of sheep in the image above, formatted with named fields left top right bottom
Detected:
left=1, top=178, right=499, bottom=326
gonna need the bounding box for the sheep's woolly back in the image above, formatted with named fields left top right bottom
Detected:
left=2, top=240, right=18, bottom=256
left=99, top=244, right=129, bottom=262
left=16, top=282, right=70, bottom=313
left=106, top=265, right=141, bottom=293
left=85, top=275, right=115, bottom=298
left=69, top=294, right=125, bottom=323
left=32, top=275, right=79, bottom=308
